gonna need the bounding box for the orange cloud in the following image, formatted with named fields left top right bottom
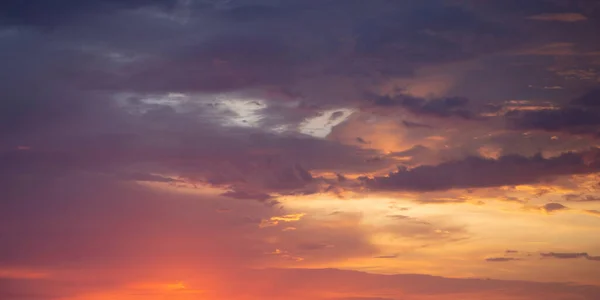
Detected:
left=259, top=213, right=306, bottom=228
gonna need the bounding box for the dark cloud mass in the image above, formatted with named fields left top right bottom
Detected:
left=506, top=107, right=600, bottom=136
left=369, top=94, right=474, bottom=119
left=366, top=149, right=600, bottom=192
left=572, top=89, right=600, bottom=107
left=0, top=0, right=515, bottom=197
left=506, top=89, right=600, bottom=136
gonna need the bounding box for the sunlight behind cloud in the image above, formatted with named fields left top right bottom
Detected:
left=217, top=96, right=267, bottom=128
left=299, top=109, right=354, bottom=138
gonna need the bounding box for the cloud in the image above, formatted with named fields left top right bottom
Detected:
left=483, top=250, right=600, bottom=263
left=356, top=137, right=370, bottom=144
left=387, top=215, right=412, bottom=220
left=387, top=214, right=431, bottom=225
left=539, top=203, right=569, bottom=214
left=416, top=197, right=472, bottom=205
left=505, top=107, right=600, bottom=135
left=115, top=172, right=182, bottom=183
left=541, top=252, right=590, bottom=259
left=0, top=0, right=535, bottom=202
left=221, top=190, right=275, bottom=203
left=0, top=0, right=178, bottom=26
left=267, top=248, right=304, bottom=262
left=0, top=172, right=380, bottom=291
left=584, top=209, right=600, bottom=217
left=564, top=194, right=600, bottom=202
left=369, top=94, right=474, bottom=119
left=402, top=120, right=433, bottom=129
left=365, top=149, right=600, bottom=192
left=259, top=213, right=306, bottom=228
left=528, top=13, right=588, bottom=22
left=0, top=118, right=385, bottom=197
left=524, top=203, right=600, bottom=217
left=3, top=1, right=600, bottom=298
left=485, top=257, right=520, bottom=262
left=505, top=89, right=600, bottom=136
left=380, top=215, right=469, bottom=244
left=121, top=34, right=300, bottom=94
left=571, top=89, right=600, bottom=107
left=0, top=0, right=512, bottom=146
left=539, top=251, right=600, bottom=261
left=296, top=243, right=334, bottom=251
left=500, top=196, right=527, bottom=204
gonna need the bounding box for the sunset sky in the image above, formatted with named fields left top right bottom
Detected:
left=2, top=0, right=600, bottom=299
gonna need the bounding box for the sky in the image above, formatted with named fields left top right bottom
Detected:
left=1, top=0, right=600, bottom=299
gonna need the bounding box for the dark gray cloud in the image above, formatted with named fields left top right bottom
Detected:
left=366, top=149, right=600, bottom=192
left=369, top=95, right=474, bottom=119
left=120, top=34, right=299, bottom=93
left=571, top=89, right=600, bottom=107
left=0, top=0, right=519, bottom=107
left=0, top=0, right=598, bottom=204
left=506, top=107, right=600, bottom=136
left=506, top=89, right=600, bottom=137
left=462, top=0, right=565, bottom=15
left=0, top=0, right=525, bottom=197
left=352, top=0, right=517, bottom=73
left=0, top=113, right=388, bottom=198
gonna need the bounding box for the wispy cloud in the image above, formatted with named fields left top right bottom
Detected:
left=528, top=13, right=587, bottom=22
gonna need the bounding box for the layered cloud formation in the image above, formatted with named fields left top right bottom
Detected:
left=2, top=0, right=600, bottom=299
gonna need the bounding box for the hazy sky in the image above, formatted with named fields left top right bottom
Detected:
left=2, top=1, right=600, bottom=299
